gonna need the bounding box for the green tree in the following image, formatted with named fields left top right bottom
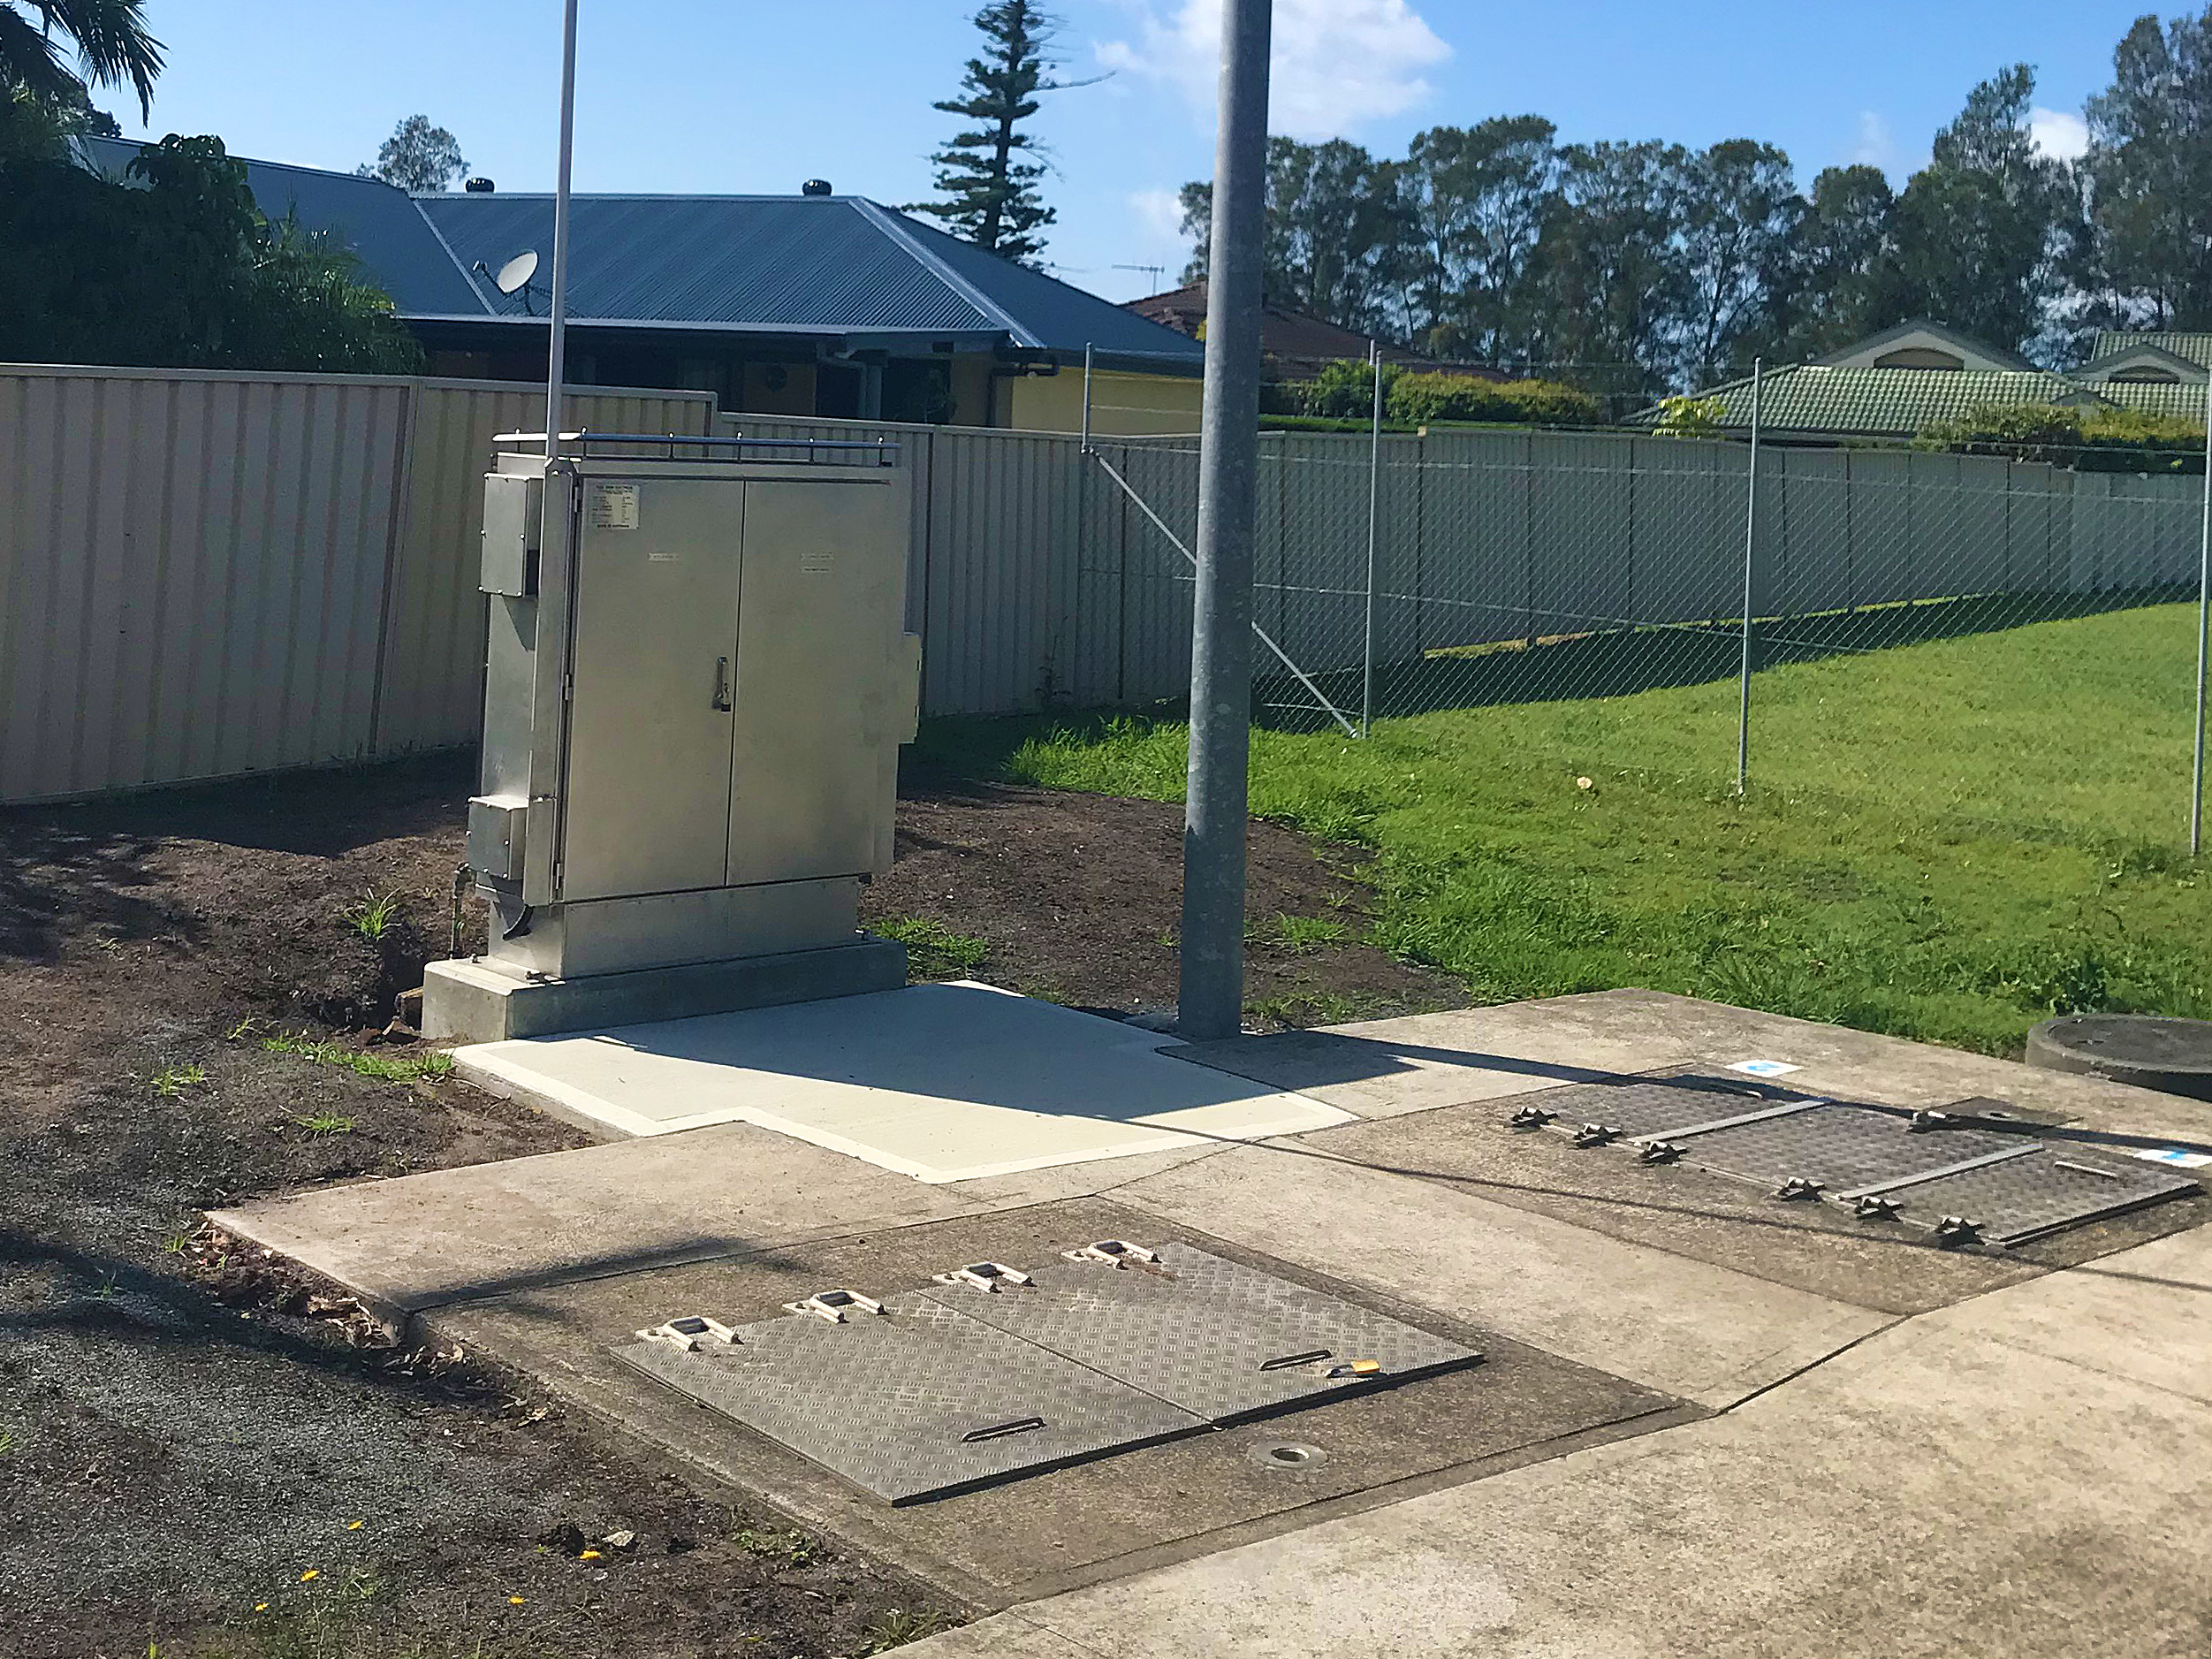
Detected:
left=0, top=133, right=421, bottom=373
left=360, top=113, right=466, bottom=193
left=912, top=1, right=1089, bottom=265
left=1177, top=137, right=1410, bottom=336
left=1678, top=139, right=1803, bottom=381
left=2083, top=9, right=2212, bottom=329
left=1398, top=116, right=1558, bottom=360
left=1530, top=141, right=1695, bottom=398
left=1769, top=164, right=1900, bottom=358
left=0, top=0, right=159, bottom=119
left=1886, top=65, right=2071, bottom=353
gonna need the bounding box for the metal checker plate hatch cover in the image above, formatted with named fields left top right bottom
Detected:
left=1662, top=1104, right=2026, bottom=1192
left=615, top=1290, right=1203, bottom=1504
left=925, top=1242, right=1483, bottom=1423
left=1867, top=1145, right=2201, bottom=1244
left=1521, top=1078, right=1802, bottom=1140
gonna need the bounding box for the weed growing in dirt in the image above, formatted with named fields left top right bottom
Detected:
left=292, top=1115, right=357, bottom=1137
left=1247, top=991, right=1387, bottom=1026
left=150, top=1063, right=209, bottom=1097
left=733, top=1526, right=820, bottom=1569
left=342, top=890, right=405, bottom=942
left=1270, top=913, right=1349, bottom=953
left=859, top=1609, right=954, bottom=1653
left=259, top=1035, right=453, bottom=1084
left=0, top=1428, right=17, bottom=1457
left=876, top=915, right=990, bottom=978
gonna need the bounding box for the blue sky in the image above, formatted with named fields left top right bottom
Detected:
left=112, top=1, right=2161, bottom=302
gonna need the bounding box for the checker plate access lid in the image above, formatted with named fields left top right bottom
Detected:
left=618, top=1290, right=1203, bottom=1504
left=930, top=1242, right=1482, bottom=1423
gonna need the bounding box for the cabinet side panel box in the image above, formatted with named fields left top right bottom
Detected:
left=425, top=437, right=919, bottom=1046
left=467, top=795, right=528, bottom=883
left=481, top=473, right=540, bottom=597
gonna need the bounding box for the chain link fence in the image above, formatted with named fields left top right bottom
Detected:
left=1077, top=414, right=2212, bottom=855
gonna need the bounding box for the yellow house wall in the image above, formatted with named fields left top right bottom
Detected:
left=1003, top=369, right=1203, bottom=436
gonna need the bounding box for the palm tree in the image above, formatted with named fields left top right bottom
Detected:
left=0, top=0, right=163, bottom=119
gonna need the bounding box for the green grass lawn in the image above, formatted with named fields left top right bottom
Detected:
left=917, top=602, right=2211, bottom=1056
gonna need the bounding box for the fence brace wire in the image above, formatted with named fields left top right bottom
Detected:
left=1087, top=451, right=1361, bottom=738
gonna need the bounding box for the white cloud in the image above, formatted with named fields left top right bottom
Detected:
left=1851, top=110, right=1900, bottom=172
left=1096, top=0, right=1451, bottom=140
left=1129, top=186, right=1186, bottom=241
left=2028, top=106, right=2090, bottom=162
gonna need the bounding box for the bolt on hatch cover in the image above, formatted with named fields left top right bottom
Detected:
left=617, top=1289, right=1204, bottom=1504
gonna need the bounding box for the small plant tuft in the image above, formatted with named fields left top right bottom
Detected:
left=858, top=1609, right=954, bottom=1654
left=292, top=1114, right=357, bottom=1137
left=342, top=889, right=405, bottom=941
left=150, top=1063, right=209, bottom=1098
left=734, top=1526, right=820, bottom=1569
left=259, top=1033, right=452, bottom=1084
left=876, top=916, right=990, bottom=979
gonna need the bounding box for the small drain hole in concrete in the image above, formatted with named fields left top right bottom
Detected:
left=1250, top=1441, right=1327, bottom=1472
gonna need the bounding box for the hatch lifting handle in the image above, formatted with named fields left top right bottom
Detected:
left=711, top=655, right=733, bottom=712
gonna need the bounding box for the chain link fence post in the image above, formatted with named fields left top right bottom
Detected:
left=2193, top=371, right=2210, bottom=856
left=1735, top=359, right=1764, bottom=795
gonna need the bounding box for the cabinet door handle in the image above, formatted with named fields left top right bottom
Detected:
left=711, top=655, right=733, bottom=711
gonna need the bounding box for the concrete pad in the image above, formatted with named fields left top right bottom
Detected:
left=1296, top=1095, right=2046, bottom=1314
left=209, top=1120, right=985, bottom=1321
left=1533, top=989, right=2212, bottom=1142
left=421, top=1199, right=1689, bottom=1608
left=1112, top=1143, right=1894, bottom=1408
left=1916, top=1224, right=2212, bottom=1405
left=909, top=1269, right=2212, bottom=1659
left=455, top=983, right=1351, bottom=1183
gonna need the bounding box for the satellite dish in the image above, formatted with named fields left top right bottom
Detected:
left=493, top=249, right=540, bottom=296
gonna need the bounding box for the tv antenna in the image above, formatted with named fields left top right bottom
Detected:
left=1114, top=262, right=1168, bottom=291
left=474, top=248, right=543, bottom=314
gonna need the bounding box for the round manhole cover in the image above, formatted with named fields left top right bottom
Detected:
left=1247, top=1440, right=1327, bottom=1473
left=2026, top=1015, right=2212, bottom=1101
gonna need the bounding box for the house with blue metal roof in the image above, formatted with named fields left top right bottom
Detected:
left=75, top=137, right=1205, bottom=434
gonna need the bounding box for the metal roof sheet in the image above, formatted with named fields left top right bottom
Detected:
left=72, top=138, right=1205, bottom=369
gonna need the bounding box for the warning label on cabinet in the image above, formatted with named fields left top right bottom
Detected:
left=589, top=482, right=641, bottom=530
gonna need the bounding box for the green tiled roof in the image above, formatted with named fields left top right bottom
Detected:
left=1641, top=363, right=2207, bottom=435
left=2091, top=330, right=2212, bottom=369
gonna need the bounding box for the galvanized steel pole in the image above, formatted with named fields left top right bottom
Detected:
left=543, top=0, right=579, bottom=461
left=1362, top=339, right=1382, bottom=736
left=1735, top=358, right=1763, bottom=796
left=1178, top=0, right=1272, bottom=1040
left=2193, top=374, right=2211, bottom=856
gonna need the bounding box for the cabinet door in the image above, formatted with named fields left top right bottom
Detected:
left=727, top=478, right=904, bottom=886
left=559, top=477, right=741, bottom=901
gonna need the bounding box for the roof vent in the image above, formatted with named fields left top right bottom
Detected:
left=802, top=179, right=832, bottom=197
left=464, top=176, right=496, bottom=194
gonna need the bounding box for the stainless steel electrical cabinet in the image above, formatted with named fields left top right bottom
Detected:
left=453, top=436, right=919, bottom=998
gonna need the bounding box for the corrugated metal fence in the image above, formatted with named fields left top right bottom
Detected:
left=0, top=366, right=711, bottom=802
left=3, top=368, right=2201, bottom=803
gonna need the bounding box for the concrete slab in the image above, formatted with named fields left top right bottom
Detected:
left=421, top=1199, right=1691, bottom=1608
left=1173, top=1018, right=1699, bottom=1119
left=1423, top=989, right=2212, bottom=1142
left=209, top=1121, right=986, bottom=1321
left=454, top=983, right=1352, bottom=1182
left=908, top=1254, right=2212, bottom=1658
left=1110, top=1143, right=1895, bottom=1408
left=1290, top=1092, right=2196, bottom=1315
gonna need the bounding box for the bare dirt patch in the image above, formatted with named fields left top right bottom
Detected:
left=0, top=751, right=1454, bottom=1657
